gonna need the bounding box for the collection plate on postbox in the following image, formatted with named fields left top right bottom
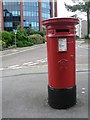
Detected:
left=58, top=38, right=67, bottom=52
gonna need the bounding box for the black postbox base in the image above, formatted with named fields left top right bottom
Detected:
left=48, top=85, right=76, bottom=109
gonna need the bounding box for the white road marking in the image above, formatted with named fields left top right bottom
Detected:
left=0, top=57, right=89, bottom=71
left=7, top=65, right=24, bottom=70
left=82, top=87, right=86, bottom=94
left=22, top=62, right=33, bottom=65
left=0, top=68, right=4, bottom=71
left=82, top=88, right=86, bottom=90
left=40, top=60, right=47, bottom=63
left=0, top=58, right=47, bottom=70
left=36, top=59, right=47, bottom=63
left=28, top=62, right=38, bottom=66
left=9, top=66, right=23, bottom=69
left=82, top=91, right=85, bottom=94
left=36, top=59, right=44, bottom=62
left=8, top=65, right=20, bottom=68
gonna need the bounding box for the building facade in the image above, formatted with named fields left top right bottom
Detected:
left=0, top=0, right=57, bottom=31
left=81, top=20, right=87, bottom=38
left=88, top=8, right=90, bottom=37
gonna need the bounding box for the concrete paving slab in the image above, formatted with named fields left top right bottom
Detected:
left=2, top=70, right=88, bottom=118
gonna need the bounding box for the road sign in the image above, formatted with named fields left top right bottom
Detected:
left=13, top=29, right=17, bottom=34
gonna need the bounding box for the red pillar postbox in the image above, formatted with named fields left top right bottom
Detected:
left=42, top=18, right=79, bottom=109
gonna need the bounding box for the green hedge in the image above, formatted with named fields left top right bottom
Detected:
left=16, top=41, right=34, bottom=47
left=84, top=35, right=90, bottom=39
left=2, top=41, right=6, bottom=49
left=2, top=31, right=13, bottom=47
left=31, top=30, right=46, bottom=37
left=28, top=34, right=44, bottom=44
left=0, top=26, right=46, bottom=50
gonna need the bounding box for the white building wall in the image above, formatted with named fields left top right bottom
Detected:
left=81, top=20, right=87, bottom=38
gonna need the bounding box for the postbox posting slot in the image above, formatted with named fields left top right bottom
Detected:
left=58, top=38, right=67, bottom=52
left=56, top=29, right=69, bottom=33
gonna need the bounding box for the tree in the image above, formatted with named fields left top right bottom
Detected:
left=65, top=0, right=90, bottom=37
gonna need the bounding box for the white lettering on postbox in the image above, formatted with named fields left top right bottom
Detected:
left=58, top=38, right=67, bottom=52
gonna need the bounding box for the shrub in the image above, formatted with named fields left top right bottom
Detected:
left=2, top=31, right=12, bottom=47
left=16, top=40, right=34, bottom=47
left=42, top=36, right=46, bottom=43
left=28, top=34, right=44, bottom=44
left=10, top=31, right=15, bottom=44
left=16, top=33, right=28, bottom=41
left=2, top=41, right=6, bottom=48
left=26, top=27, right=46, bottom=37
left=84, top=35, right=90, bottom=39
left=0, top=40, right=2, bottom=50
left=76, top=35, right=79, bottom=39
left=0, top=41, right=6, bottom=50
left=0, top=26, right=46, bottom=49
left=31, top=30, right=46, bottom=37
left=16, top=41, right=24, bottom=47
left=16, top=25, right=28, bottom=43
left=38, top=30, right=46, bottom=37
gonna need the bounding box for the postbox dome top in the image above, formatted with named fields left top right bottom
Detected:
left=42, top=17, right=79, bottom=26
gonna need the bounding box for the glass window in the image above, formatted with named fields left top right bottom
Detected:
left=33, top=6, right=38, bottom=11
left=42, top=3, right=47, bottom=8
left=24, top=16, right=30, bottom=22
left=36, top=2, right=38, bottom=6
left=24, top=21, right=29, bottom=27
left=6, top=13, right=10, bottom=17
left=4, top=22, right=12, bottom=27
left=47, top=14, right=50, bottom=18
left=12, top=11, right=16, bottom=16
left=23, top=11, right=31, bottom=16
left=37, top=22, right=39, bottom=26
left=31, top=22, right=37, bottom=27
left=3, top=11, right=6, bottom=16
left=31, top=12, right=37, bottom=16
left=37, top=12, right=38, bottom=16
left=3, top=2, right=6, bottom=5
left=30, top=17, right=38, bottom=22
left=3, top=0, right=6, bottom=2
left=42, top=8, right=50, bottom=13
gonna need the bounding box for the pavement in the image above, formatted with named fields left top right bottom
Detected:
left=0, top=44, right=44, bottom=56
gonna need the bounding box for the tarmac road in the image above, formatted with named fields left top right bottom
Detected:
left=0, top=41, right=89, bottom=118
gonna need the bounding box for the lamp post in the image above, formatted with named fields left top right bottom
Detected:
left=13, top=29, right=17, bottom=48
left=83, top=0, right=90, bottom=37
left=87, top=1, right=90, bottom=37
left=15, top=32, right=17, bottom=48
left=89, top=8, right=90, bottom=37
left=88, top=4, right=90, bottom=37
